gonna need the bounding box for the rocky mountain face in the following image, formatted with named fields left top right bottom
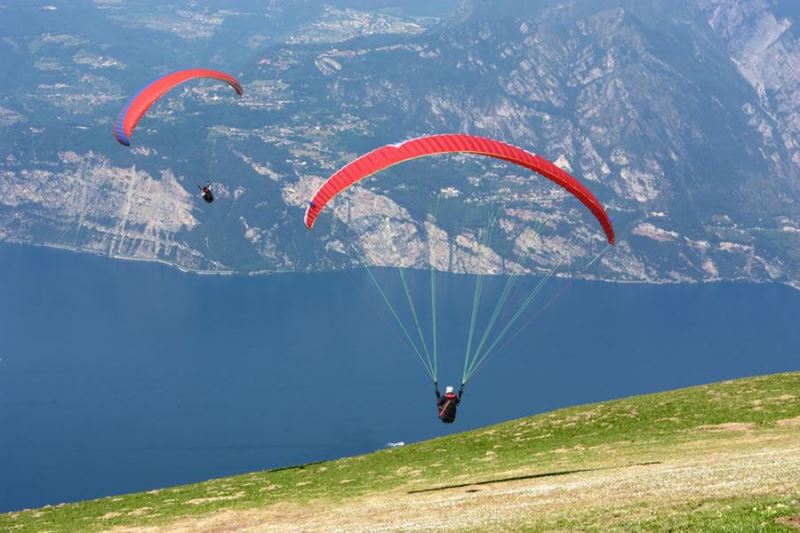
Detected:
left=0, top=0, right=798, bottom=287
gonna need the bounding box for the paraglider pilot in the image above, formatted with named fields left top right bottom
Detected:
left=199, top=183, right=214, bottom=203
left=435, top=382, right=464, bottom=423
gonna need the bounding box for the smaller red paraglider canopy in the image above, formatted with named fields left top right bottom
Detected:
left=304, top=134, right=615, bottom=245
left=113, top=69, right=243, bottom=146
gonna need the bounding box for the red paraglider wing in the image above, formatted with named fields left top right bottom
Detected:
left=304, top=134, right=615, bottom=245
left=114, top=69, right=243, bottom=146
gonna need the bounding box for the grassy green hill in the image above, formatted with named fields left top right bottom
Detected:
left=3, top=372, right=799, bottom=532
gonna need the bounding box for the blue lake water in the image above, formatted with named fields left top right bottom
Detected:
left=1, top=243, right=798, bottom=512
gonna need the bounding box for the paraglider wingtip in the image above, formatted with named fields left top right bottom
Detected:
left=113, top=69, right=242, bottom=146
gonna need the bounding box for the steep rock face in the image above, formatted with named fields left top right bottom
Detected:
left=0, top=0, right=799, bottom=287
left=701, top=0, right=800, bottom=172
left=697, top=0, right=800, bottom=286
left=0, top=151, right=214, bottom=269
left=291, top=0, right=800, bottom=284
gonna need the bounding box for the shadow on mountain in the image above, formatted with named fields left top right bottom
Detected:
left=407, top=461, right=661, bottom=494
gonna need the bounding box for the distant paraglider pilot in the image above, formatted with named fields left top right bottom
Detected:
left=199, top=183, right=214, bottom=203
left=435, top=382, right=464, bottom=423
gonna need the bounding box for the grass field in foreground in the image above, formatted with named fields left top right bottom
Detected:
left=2, top=372, right=799, bottom=532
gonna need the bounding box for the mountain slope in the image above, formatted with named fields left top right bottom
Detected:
left=1, top=372, right=798, bottom=531
left=0, top=0, right=799, bottom=286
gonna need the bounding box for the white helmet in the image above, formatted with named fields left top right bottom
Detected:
left=445, top=385, right=454, bottom=394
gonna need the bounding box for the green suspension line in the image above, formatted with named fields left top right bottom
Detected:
left=461, top=208, right=500, bottom=384
left=341, top=232, right=436, bottom=380
left=466, top=244, right=611, bottom=380
left=465, top=238, right=607, bottom=382
left=398, top=268, right=435, bottom=376
left=381, top=218, right=437, bottom=379
left=430, top=267, right=438, bottom=382
left=464, top=235, right=580, bottom=380
left=466, top=218, right=549, bottom=373
left=428, top=193, right=443, bottom=383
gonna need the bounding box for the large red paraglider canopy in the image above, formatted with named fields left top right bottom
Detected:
left=304, top=134, right=615, bottom=245
left=113, top=69, right=243, bottom=146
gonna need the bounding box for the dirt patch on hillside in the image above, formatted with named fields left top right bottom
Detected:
left=106, top=435, right=800, bottom=533
left=777, top=416, right=800, bottom=427
left=777, top=515, right=800, bottom=529
left=694, top=422, right=755, bottom=432
left=186, top=491, right=244, bottom=506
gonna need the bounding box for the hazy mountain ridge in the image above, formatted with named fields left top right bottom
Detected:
left=0, top=0, right=799, bottom=287
left=701, top=0, right=800, bottom=174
